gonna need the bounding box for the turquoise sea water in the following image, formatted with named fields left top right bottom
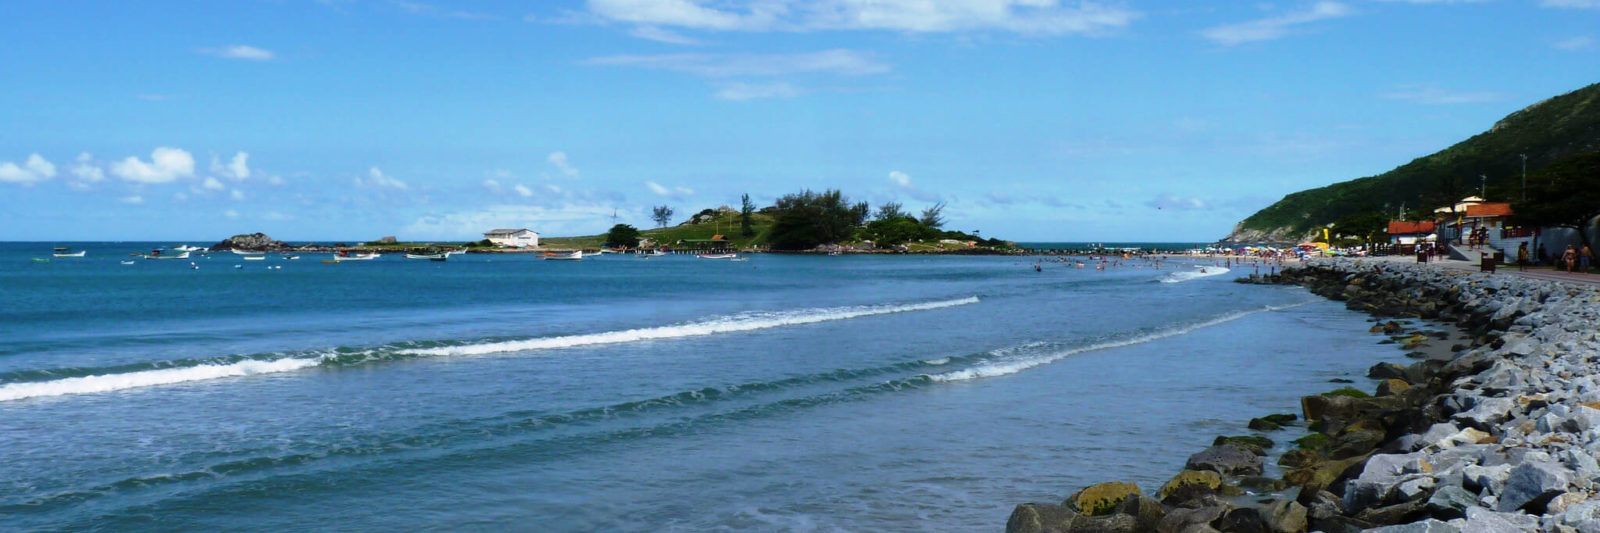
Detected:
left=1, top=243, right=1403, bottom=532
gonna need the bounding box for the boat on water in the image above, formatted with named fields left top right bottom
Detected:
left=173, top=245, right=207, bottom=252
left=52, top=250, right=87, bottom=258
left=696, top=253, right=738, bottom=260
left=242, top=256, right=266, bottom=261
left=636, top=249, right=667, bottom=258
left=405, top=252, right=447, bottom=261
left=231, top=249, right=265, bottom=256
left=331, top=251, right=379, bottom=261
left=143, top=251, right=191, bottom=260
left=120, top=260, right=136, bottom=265
left=543, top=250, right=583, bottom=261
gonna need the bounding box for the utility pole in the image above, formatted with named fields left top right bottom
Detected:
left=1520, top=153, right=1527, bottom=202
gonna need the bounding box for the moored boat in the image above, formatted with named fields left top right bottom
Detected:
left=242, top=256, right=266, bottom=261
left=696, top=253, right=737, bottom=260
left=231, top=249, right=265, bottom=256
left=331, top=251, right=379, bottom=261
left=143, top=251, right=191, bottom=260
left=52, top=250, right=87, bottom=258
left=405, top=252, right=447, bottom=261
left=543, top=250, right=583, bottom=261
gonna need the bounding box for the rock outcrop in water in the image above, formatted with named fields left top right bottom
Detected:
left=1006, top=258, right=1600, bottom=532
left=210, top=232, right=291, bottom=251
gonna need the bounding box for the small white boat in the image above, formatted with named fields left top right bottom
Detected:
left=332, top=252, right=379, bottom=261
left=52, top=250, right=87, bottom=258
left=405, top=252, right=447, bottom=261
left=174, top=245, right=206, bottom=252
left=120, top=260, right=136, bottom=265
left=231, top=249, right=265, bottom=256
left=445, top=250, right=468, bottom=258
left=696, top=253, right=737, bottom=260
left=143, top=251, right=191, bottom=260
left=543, top=251, right=583, bottom=261
left=285, top=256, right=300, bottom=260
left=242, top=256, right=266, bottom=261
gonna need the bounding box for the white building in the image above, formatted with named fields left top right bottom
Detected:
left=484, top=228, right=539, bottom=248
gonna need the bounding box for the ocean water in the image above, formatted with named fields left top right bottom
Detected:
left=0, top=244, right=1404, bottom=532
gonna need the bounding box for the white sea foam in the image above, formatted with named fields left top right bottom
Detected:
left=0, top=297, right=980, bottom=402
left=927, top=302, right=1307, bottom=382
left=1159, top=266, right=1230, bottom=284
left=403, top=296, right=982, bottom=357
left=0, top=357, right=321, bottom=402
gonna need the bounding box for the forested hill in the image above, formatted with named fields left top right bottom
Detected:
left=1222, top=81, right=1600, bottom=243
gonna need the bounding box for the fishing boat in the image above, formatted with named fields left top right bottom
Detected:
left=52, top=250, right=87, bottom=258
left=143, top=251, right=191, bottom=260
left=405, top=252, right=447, bottom=261
left=445, top=249, right=468, bottom=258
left=242, top=256, right=266, bottom=261
left=696, top=253, right=737, bottom=260
left=331, top=251, right=379, bottom=261
left=231, top=249, right=265, bottom=256
left=543, top=250, right=583, bottom=261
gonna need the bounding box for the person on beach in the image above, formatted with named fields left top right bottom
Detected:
left=1564, top=245, right=1577, bottom=273
left=1518, top=242, right=1529, bottom=272
left=1583, top=244, right=1593, bottom=273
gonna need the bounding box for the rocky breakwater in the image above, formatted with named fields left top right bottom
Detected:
left=210, top=232, right=294, bottom=252
left=1007, top=259, right=1600, bottom=533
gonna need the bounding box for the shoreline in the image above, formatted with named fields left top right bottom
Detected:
left=1006, top=257, right=1600, bottom=532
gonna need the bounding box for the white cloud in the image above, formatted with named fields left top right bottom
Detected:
left=548, top=151, right=580, bottom=176
left=886, top=170, right=939, bottom=202
left=483, top=179, right=503, bottom=192
left=0, top=153, right=57, bottom=184
left=70, top=152, right=105, bottom=183
left=199, top=45, right=276, bottom=61
left=584, top=0, right=1138, bottom=35
left=1200, top=2, right=1352, bottom=46
left=646, top=180, right=695, bottom=197
left=216, top=152, right=251, bottom=180
left=629, top=25, right=706, bottom=45
left=1380, top=85, right=1503, bottom=104
left=514, top=184, right=534, bottom=197
left=888, top=170, right=912, bottom=187
left=230, top=189, right=246, bottom=200
left=225, top=209, right=240, bottom=219
left=111, top=147, right=196, bottom=183
left=1542, top=0, right=1600, bottom=8
left=119, top=195, right=145, bottom=204
left=202, top=177, right=226, bottom=190
left=1554, top=36, right=1594, bottom=50
left=357, top=166, right=409, bottom=190
left=587, top=49, right=889, bottom=77
left=715, top=81, right=805, bottom=100
left=267, top=175, right=286, bottom=186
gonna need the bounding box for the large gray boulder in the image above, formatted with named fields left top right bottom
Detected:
left=1495, top=461, right=1571, bottom=512
left=1185, top=444, right=1264, bottom=476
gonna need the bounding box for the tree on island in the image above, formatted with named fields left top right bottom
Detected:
left=1514, top=150, right=1600, bottom=247
left=739, top=193, right=756, bottom=237
left=919, top=202, right=946, bottom=229
left=604, top=224, right=642, bottom=249
left=651, top=205, right=675, bottom=228
left=1329, top=211, right=1389, bottom=247
left=768, top=189, right=862, bottom=250
left=875, top=202, right=904, bottom=221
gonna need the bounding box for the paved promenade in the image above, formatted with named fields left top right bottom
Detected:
left=1361, top=254, right=1600, bottom=287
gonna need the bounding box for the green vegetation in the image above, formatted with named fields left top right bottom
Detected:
left=1514, top=150, right=1600, bottom=245
left=541, top=188, right=1018, bottom=253
left=603, top=224, right=642, bottom=249
left=1235, top=81, right=1600, bottom=241
left=1322, top=387, right=1370, bottom=399
left=768, top=189, right=866, bottom=250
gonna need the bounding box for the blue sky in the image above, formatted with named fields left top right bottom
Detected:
left=1, top=0, right=1597, bottom=242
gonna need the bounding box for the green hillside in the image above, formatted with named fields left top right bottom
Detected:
left=540, top=210, right=777, bottom=250
left=1226, top=81, right=1600, bottom=243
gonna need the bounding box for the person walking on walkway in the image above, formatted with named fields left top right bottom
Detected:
left=1518, top=242, right=1530, bottom=272
left=1583, top=244, right=1593, bottom=273
left=1564, top=245, right=1578, bottom=274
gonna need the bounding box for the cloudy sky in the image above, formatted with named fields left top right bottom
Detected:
left=2, top=1, right=1597, bottom=242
